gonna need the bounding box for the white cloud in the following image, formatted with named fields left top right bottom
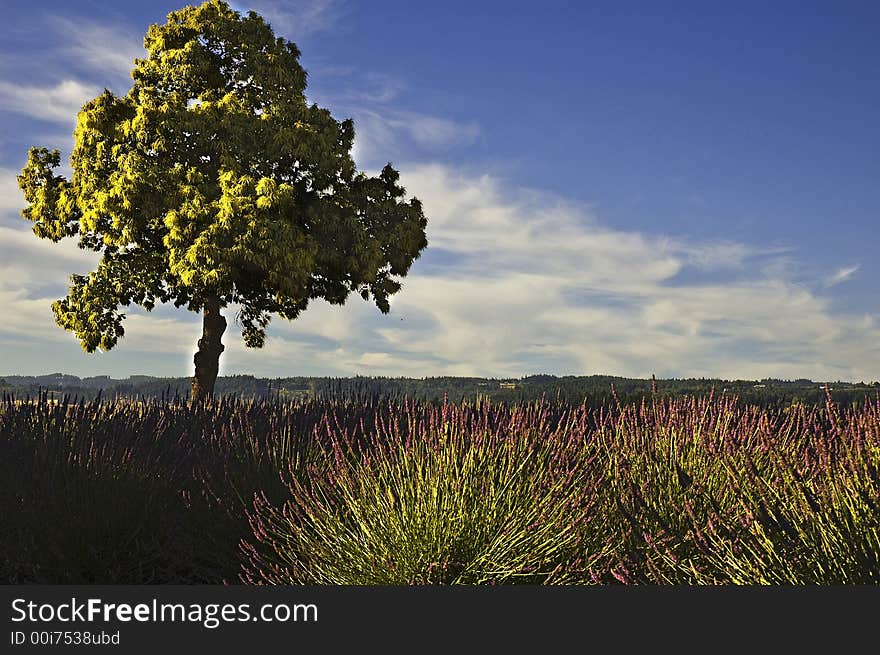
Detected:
left=236, top=164, right=880, bottom=381
left=4, top=164, right=878, bottom=381
left=0, top=79, right=96, bottom=124
left=824, top=264, right=859, bottom=288
left=0, top=226, right=99, bottom=290
left=395, top=111, right=481, bottom=148
left=50, top=17, right=146, bottom=84
left=351, top=110, right=481, bottom=166
left=0, top=17, right=141, bottom=134
left=684, top=242, right=790, bottom=271
left=0, top=17, right=144, bottom=128
left=0, top=288, right=62, bottom=341
left=231, top=0, right=347, bottom=38
left=0, top=170, right=23, bottom=214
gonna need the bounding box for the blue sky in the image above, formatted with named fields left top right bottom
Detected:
left=1, top=0, right=878, bottom=381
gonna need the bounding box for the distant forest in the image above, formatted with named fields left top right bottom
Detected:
left=2, top=373, right=879, bottom=408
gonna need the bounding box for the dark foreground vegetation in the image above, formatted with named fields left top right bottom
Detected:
left=1, top=389, right=878, bottom=584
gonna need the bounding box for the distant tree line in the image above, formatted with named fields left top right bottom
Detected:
left=2, top=373, right=878, bottom=408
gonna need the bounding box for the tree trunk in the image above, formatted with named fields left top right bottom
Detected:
left=191, top=295, right=226, bottom=403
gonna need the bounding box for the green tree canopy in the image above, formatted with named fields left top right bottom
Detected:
left=18, top=0, right=428, bottom=400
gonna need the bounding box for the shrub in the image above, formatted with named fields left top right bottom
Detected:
left=241, top=399, right=615, bottom=584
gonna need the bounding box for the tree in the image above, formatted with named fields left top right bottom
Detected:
left=17, top=0, right=428, bottom=402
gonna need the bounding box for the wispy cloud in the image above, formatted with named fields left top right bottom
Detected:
left=0, top=226, right=99, bottom=290
left=0, top=16, right=143, bottom=130
left=231, top=164, right=880, bottom=381
left=3, top=164, right=879, bottom=380
left=231, top=0, right=348, bottom=38
left=305, top=66, right=481, bottom=166
left=824, top=264, right=859, bottom=288
left=351, top=110, right=481, bottom=165
left=683, top=242, right=790, bottom=271
left=0, top=170, right=24, bottom=214
left=49, top=17, right=146, bottom=84
left=0, top=79, right=96, bottom=124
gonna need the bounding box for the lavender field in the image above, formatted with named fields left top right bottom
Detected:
left=2, top=390, right=878, bottom=584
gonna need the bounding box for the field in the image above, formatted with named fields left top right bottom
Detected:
left=1, top=389, right=878, bottom=584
